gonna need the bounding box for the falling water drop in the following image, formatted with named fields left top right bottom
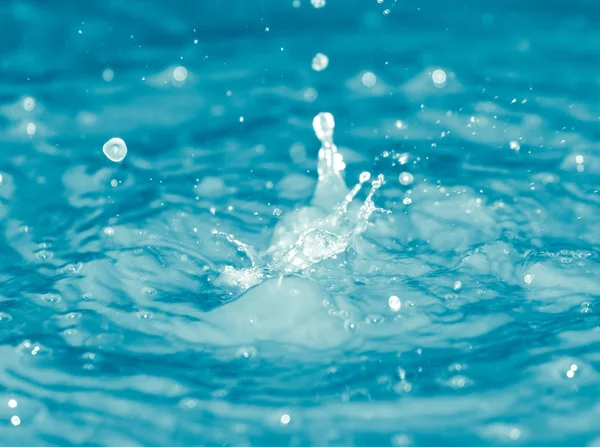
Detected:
left=312, top=112, right=335, bottom=144
left=312, top=53, right=329, bottom=71
left=103, top=137, right=128, bottom=162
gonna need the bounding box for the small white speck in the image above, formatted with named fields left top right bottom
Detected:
left=509, top=141, right=520, bottom=151
left=11, top=415, right=20, bottom=426
left=280, top=413, right=291, bottom=425
left=524, top=274, right=533, bottom=284
left=26, top=123, right=36, bottom=136
left=239, top=116, right=244, bottom=123
left=453, top=281, right=462, bottom=291
left=311, top=0, right=326, bottom=7
left=8, top=399, right=17, bottom=409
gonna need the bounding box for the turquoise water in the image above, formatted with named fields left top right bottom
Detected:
left=1, top=0, right=600, bottom=445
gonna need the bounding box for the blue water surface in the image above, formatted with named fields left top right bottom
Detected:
left=1, top=0, right=600, bottom=445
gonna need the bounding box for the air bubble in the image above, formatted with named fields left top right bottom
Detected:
left=310, top=0, right=326, bottom=7
left=102, top=137, right=128, bottom=162
left=359, top=172, right=371, bottom=183
left=509, top=141, right=520, bottom=151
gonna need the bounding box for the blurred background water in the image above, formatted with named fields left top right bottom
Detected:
left=1, top=0, right=600, bottom=445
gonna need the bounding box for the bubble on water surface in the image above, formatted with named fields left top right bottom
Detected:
left=311, top=53, right=329, bottom=71
left=103, top=137, right=127, bottom=162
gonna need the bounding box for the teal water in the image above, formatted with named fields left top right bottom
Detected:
left=1, top=0, right=600, bottom=445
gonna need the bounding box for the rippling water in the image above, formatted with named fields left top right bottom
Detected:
left=1, top=0, right=600, bottom=445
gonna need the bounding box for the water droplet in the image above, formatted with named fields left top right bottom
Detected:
left=41, top=294, right=61, bottom=305
left=365, top=314, right=385, bottom=324
left=388, top=295, right=401, bottom=311
left=173, top=66, right=188, bottom=82
left=311, top=53, right=329, bottom=71
left=136, top=310, right=153, bottom=320
left=141, top=286, right=157, bottom=296
left=398, top=172, right=414, bottom=186
left=361, top=71, right=377, bottom=87
left=236, top=346, right=258, bottom=359
left=23, top=97, right=36, bottom=112
left=102, top=137, right=127, bottom=162
left=344, top=320, right=357, bottom=332
left=432, top=69, right=447, bottom=87
left=102, top=68, right=114, bottom=82
left=312, top=112, right=335, bottom=143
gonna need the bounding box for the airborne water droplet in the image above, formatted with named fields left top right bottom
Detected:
left=312, top=112, right=335, bottom=143
left=103, top=137, right=128, bottom=162
left=311, top=53, right=329, bottom=71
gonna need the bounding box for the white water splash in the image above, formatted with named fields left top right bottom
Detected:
left=214, top=112, right=389, bottom=292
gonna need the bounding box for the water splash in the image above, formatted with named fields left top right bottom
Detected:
left=215, top=113, right=389, bottom=292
